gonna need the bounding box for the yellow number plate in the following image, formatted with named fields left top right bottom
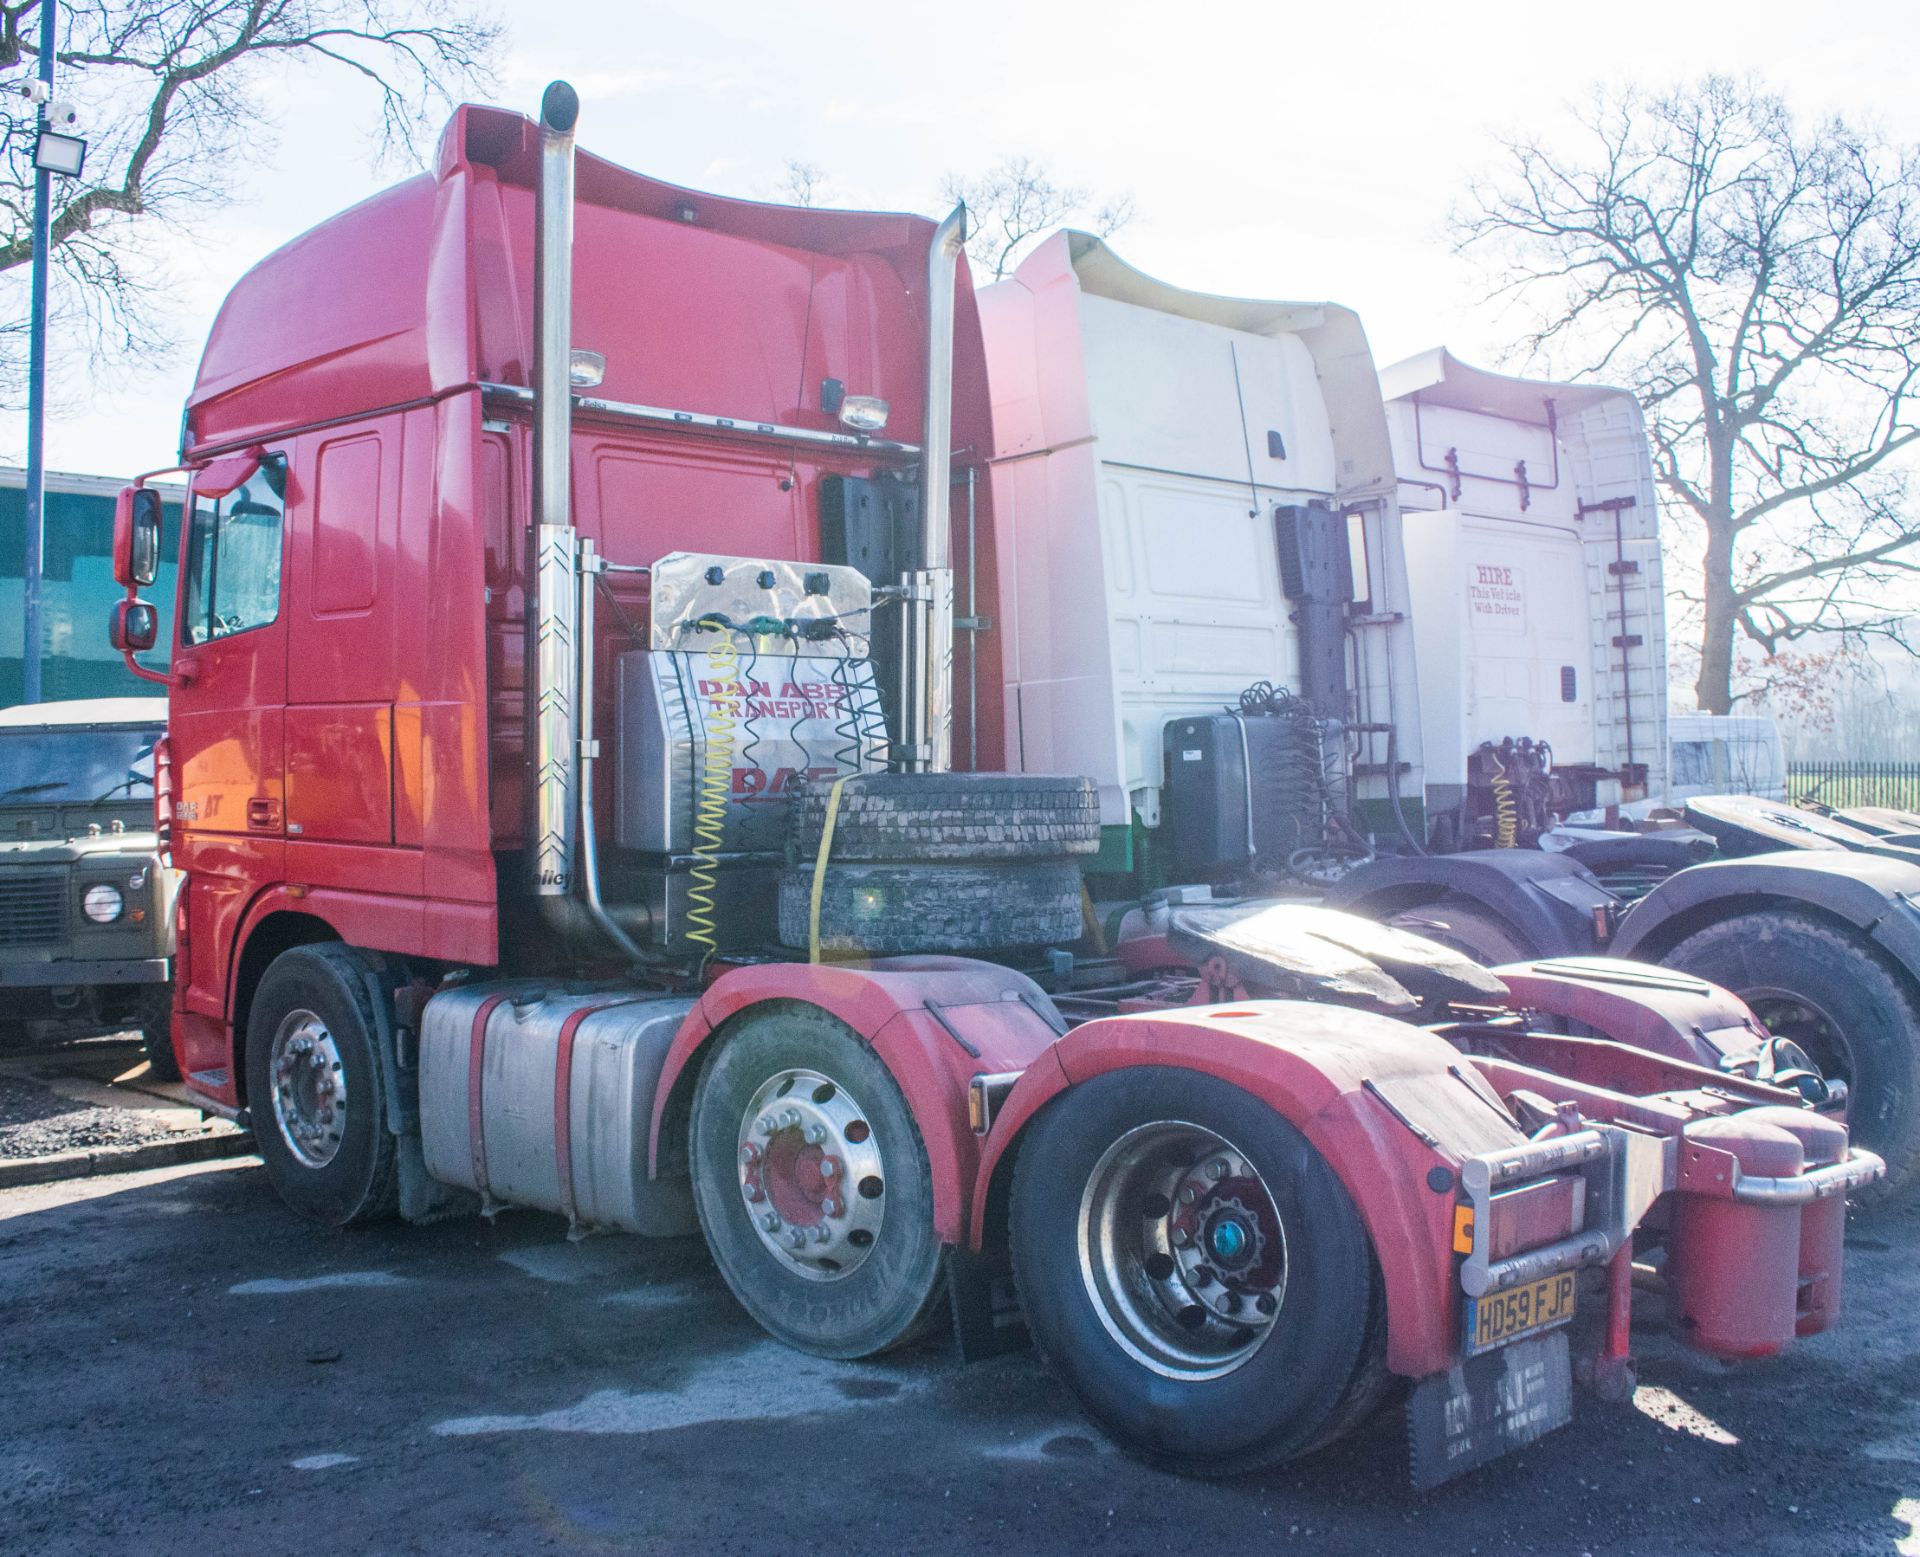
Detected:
left=1464, top=1273, right=1577, bottom=1357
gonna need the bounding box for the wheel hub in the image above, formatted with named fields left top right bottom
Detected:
left=737, top=1068, right=884, bottom=1282
left=1078, top=1123, right=1288, bottom=1380
left=268, top=1009, right=347, bottom=1169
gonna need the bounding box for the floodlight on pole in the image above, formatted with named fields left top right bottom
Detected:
left=31, top=128, right=86, bottom=178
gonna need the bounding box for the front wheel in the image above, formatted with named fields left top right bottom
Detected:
left=1664, top=909, right=1920, bottom=1205
left=689, top=1002, right=946, bottom=1358
left=1010, top=1067, right=1380, bottom=1475
left=245, top=945, right=398, bottom=1227
left=136, top=985, right=181, bottom=1082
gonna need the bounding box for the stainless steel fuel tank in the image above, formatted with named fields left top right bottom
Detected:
left=419, top=982, right=698, bottom=1237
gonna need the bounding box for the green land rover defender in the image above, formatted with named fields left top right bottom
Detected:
left=0, top=698, right=176, bottom=1078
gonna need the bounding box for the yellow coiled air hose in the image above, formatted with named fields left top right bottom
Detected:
left=686, top=635, right=740, bottom=955
left=1491, top=771, right=1518, bottom=849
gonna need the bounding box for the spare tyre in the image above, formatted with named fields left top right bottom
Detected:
left=778, top=859, right=1084, bottom=954
left=788, top=772, right=1099, bottom=863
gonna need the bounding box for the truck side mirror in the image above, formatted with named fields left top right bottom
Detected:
left=113, top=486, right=163, bottom=589
left=109, top=598, right=159, bottom=654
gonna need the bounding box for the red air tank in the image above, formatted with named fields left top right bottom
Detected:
left=1665, top=1114, right=1805, bottom=1358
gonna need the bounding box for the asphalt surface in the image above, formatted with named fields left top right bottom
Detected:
left=2, top=1158, right=1917, bottom=1557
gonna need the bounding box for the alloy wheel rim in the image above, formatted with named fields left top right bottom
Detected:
left=1077, top=1120, right=1288, bottom=1381
left=269, top=1008, right=347, bottom=1169
left=736, top=1067, right=885, bottom=1282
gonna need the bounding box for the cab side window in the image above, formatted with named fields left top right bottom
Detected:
left=182, top=455, right=287, bottom=644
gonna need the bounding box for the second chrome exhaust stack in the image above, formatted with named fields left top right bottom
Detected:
left=899, top=203, right=968, bottom=774
left=528, top=81, right=581, bottom=906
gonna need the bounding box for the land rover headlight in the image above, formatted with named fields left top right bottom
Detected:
left=83, top=883, right=124, bottom=924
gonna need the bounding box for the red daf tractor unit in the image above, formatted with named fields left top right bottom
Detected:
left=107, top=86, right=1881, bottom=1486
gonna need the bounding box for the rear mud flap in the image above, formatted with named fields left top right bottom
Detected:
left=1406, top=1330, right=1573, bottom=1489
left=948, top=1248, right=1029, bottom=1362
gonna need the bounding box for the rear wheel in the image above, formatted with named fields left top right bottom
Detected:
left=1387, top=895, right=1538, bottom=967
left=1664, top=910, right=1920, bottom=1204
left=1010, top=1067, right=1378, bottom=1475
left=245, top=945, right=398, bottom=1227
left=689, top=1003, right=945, bottom=1358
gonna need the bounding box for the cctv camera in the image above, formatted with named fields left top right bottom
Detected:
left=13, top=80, right=51, bottom=106
left=45, top=100, right=78, bottom=129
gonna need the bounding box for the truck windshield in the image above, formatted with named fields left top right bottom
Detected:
left=0, top=727, right=159, bottom=805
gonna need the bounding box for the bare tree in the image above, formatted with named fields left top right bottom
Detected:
left=776, top=158, right=826, bottom=208
left=939, top=155, right=1133, bottom=281
left=1456, top=76, right=1920, bottom=714
left=0, top=0, right=499, bottom=397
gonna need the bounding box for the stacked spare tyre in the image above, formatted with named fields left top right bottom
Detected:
left=779, top=773, right=1100, bottom=955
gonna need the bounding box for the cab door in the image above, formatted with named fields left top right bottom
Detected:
left=167, top=450, right=289, bottom=1066
left=282, top=421, right=402, bottom=871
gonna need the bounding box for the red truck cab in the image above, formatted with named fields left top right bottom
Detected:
left=150, top=99, right=1000, bottom=1105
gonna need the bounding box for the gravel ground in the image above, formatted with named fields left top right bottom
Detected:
left=2, top=1158, right=1916, bottom=1556
left=0, top=1069, right=189, bottom=1158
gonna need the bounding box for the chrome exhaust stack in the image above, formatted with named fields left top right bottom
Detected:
left=898, top=203, right=967, bottom=774
left=528, top=81, right=582, bottom=907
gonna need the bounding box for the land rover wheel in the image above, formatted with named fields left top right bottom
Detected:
left=1009, top=1066, right=1379, bottom=1475
left=245, top=945, right=398, bottom=1227
left=689, top=1002, right=945, bottom=1358
left=136, top=986, right=180, bottom=1082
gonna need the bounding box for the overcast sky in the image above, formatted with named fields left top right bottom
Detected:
left=20, top=0, right=1920, bottom=476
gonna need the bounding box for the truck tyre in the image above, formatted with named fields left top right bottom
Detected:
left=788, top=772, right=1099, bottom=862
left=777, top=859, right=1083, bottom=954
left=136, top=986, right=180, bottom=1082
left=245, top=945, right=399, bottom=1228
left=689, top=1002, right=945, bottom=1358
left=1663, top=910, right=1920, bottom=1204
left=1010, top=1066, right=1377, bottom=1475
left=1387, top=896, right=1538, bottom=966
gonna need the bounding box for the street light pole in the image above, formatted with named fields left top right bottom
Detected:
left=22, top=0, right=57, bottom=706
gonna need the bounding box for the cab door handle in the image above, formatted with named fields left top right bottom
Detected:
left=247, top=798, right=281, bottom=831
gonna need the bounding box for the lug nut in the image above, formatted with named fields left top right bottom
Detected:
left=821, top=1197, right=841, bottom=1217
left=1171, top=1227, right=1191, bottom=1247
left=813, top=1226, right=831, bottom=1244
left=759, top=1116, right=778, bottom=1137
left=1179, top=1187, right=1197, bottom=1205
left=762, top=1213, right=781, bottom=1232
left=744, top=1183, right=764, bottom=1203
left=740, top=1143, right=761, bottom=1165
left=789, top=1227, right=808, bottom=1249
left=804, top=1124, right=827, bottom=1146
left=820, top=1158, right=838, bottom=1179
left=1207, top=1160, right=1227, bottom=1180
